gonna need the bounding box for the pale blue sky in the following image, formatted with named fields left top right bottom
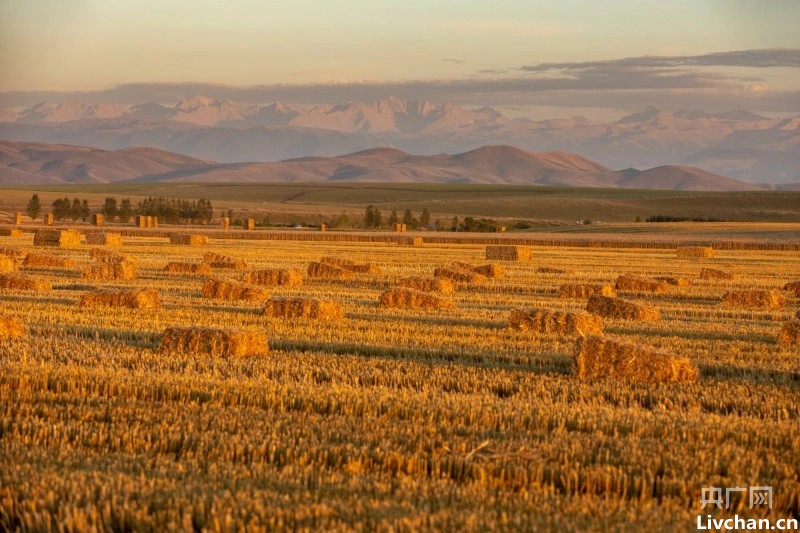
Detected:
left=1, top=0, right=798, bottom=117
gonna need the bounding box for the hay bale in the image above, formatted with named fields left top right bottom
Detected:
left=160, top=327, right=268, bottom=357
left=0, top=256, right=16, bottom=273
left=574, top=335, right=698, bottom=383
left=33, top=229, right=81, bottom=247
left=89, top=249, right=130, bottom=264
left=79, top=289, right=160, bottom=309
left=398, top=236, right=423, bottom=246
left=509, top=308, right=602, bottom=336
left=85, top=232, right=121, bottom=246
left=485, top=245, right=531, bottom=261
left=307, top=261, right=355, bottom=280
left=394, top=223, right=403, bottom=233
left=23, top=254, right=75, bottom=268
left=379, top=288, right=455, bottom=310
left=44, top=213, right=53, bottom=225
left=243, top=268, right=303, bottom=286
left=202, top=278, right=268, bottom=301
left=397, top=276, right=454, bottom=294
left=700, top=267, right=733, bottom=280
left=433, top=266, right=486, bottom=283
left=91, top=213, right=103, bottom=226
left=170, top=234, right=208, bottom=246
left=0, top=228, right=23, bottom=237
left=0, top=247, right=23, bottom=259
left=82, top=256, right=136, bottom=280
left=203, top=252, right=247, bottom=270
left=676, top=246, right=714, bottom=259
left=0, top=273, right=51, bottom=291
left=14, top=212, right=22, bottom=225
left=220, top=217, right=230, bottom=229
left=778, top=320, right=800, bottom=345
left=135, top=215, right=147, bottom=228
left=151, top=217, right=158, bottom=228
left=319, top=224, right=326, bottom=232
left=559, top=283, right=616, bottom=299
left=782, top=281, right=800, bottom=297
left=243, top=218, right=255, bottom=230
left=654, top=276, right=693, bottom=287
left=615, top=275, right=669, bottom=293
left=537, top=266, right=566, bottom=274
left=164, top=262, right=212, bottom=275
left=721, top=290, right=785, bottom=309
left=473, top=263, right=504, bottom=279
left=0, top=316, right=26, bottom=339
left=320, top=256, right=380, bottom=274
left=263, top=298, right=343, bottom=320
left=586, top=295, right=660, bottom=321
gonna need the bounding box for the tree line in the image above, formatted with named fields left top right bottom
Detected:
left=24, top=194, right=214, bottom=224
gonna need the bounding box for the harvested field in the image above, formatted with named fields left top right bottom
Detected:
left=777, top=320, right=800, bottom=344
left=0, top=315, right=26, bottom=339
left=379, top=287, right=455, bottom=310
left=160, top=327, right=268, bottom=357
left=574, top=335, right=698, bottom=383
left=615, top=275, right=669, bottom=293
left=676, top=246, right=714, bottom=259
left=397, top=276, right=454, bottom=294
left=164, top=262, right=212, bottom=275
left=0, top=255, right=16, bottom=273
left=202, top=278, right=268, bottom=301
left=537, top=266, right=566, bottom=274
left=80, top=289, right=160, bottom=309
left=0, top=247, right=23, bottom=259
left=654, top=276, right=693, bottom=287
left=586, top=295, right=660, bottom=321
left=0, top=273, right=51, bottom=291
left=397, top=236, right=423, bottom=246
left=508, top=308, right=602, bottom=336
left=721, top=290, right=785, bottom=309
left=263, top=297, right=343, bottom=320
left=243, top=268, right=303, bottom=286
left=23, top=254, right=75, bottom=268
left=320, top=256, right=381, bottom=274
left=485, top=245, right=531, bottom=261
left=782, top=281, right=800, bottom=296
left=558, top=283, right=616, bottom=299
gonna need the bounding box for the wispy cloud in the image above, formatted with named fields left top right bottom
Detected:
left=442, top=58, right=466, bottom=64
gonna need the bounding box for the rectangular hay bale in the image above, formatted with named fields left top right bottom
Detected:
left=202, top=278, right=268, bottom=301
left=91, top=213, right=103, bottom=226
left=307, top=261, right=355, bottom=280
left=778, top=320, right=800, bottom=345
left=23, top=254, right=75, bottom=268
left=574, top=335, right=698, bottom=383
left=170, top=234, right=208, bottom=246
left=320, top=256, right=380, bottom=274
left=558, top=283, right=616, bottom=299
left=82, top=257, right=137, bottom=280
left=654, top=276, right=693, bottom=287
left=33, top=229, right=81, bottom=247
left=509, top=308, right=602, bottom=336
left=397, top=276, right=454, bottom=294
left=0, top=256, right=16, bottom=273
left=473, top=263, right=504, bottom=278
left=80, top=289, right=160, bottom=309
left=700, top=267, right=733, bottom=280
left=164, top=262, right=212, bottom=276
left=676, top=246, right=714, bottom=259
left=0, top=273, right=51, bottom=291
left=379, top=287, right=454, bottom=310
left=782, top=281, right=800, bottom=297
left=614, top=275, right=669, bottom=293
left=263, top=298, right=343, bottom=320
left=433, top=267, right=486, bottom=283
left=243, top=269, right=303, bottom=286
left=721, top=290, right=785, bottom=309
left=485, top=245, right=531, bottom=261
left=85, top=232, right=121, bottom=246
left=586, top=295, right=660, bottom=321
left=398, top=236, right=423, bottom=246
left=160, top=327, right=268, bottom=357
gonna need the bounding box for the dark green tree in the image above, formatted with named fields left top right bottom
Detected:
left=80, top=200, right=90, bottom=222
left=70, top=198, right=82, bottom=221
left=451, top=216, right=459, bottom=231
left=388, top=209, right=399, bottom=226
left=420, top=208, right=431, bottom=228
left=102, top=197, right=118, bottom=220
left=52, top=198, right=70, bottom=221
left=364, top=205, right=376, bottom=228
left=26, top=194, right=41, bottom=221
left=118, top=198, right=132, bottom=223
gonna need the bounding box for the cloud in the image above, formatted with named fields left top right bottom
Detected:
left=442, top=59, right=466, bottom=64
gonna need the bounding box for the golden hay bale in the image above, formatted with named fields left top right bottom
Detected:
left=170, top=234, right=208, bottom=246
left=700, top=267, right=733, bottom=280
left=23, top=253, right=75, bottom=268
left=0, top=256, right=16, bottom=273
left=537, top=266, right=566, bottom=274
left=202, top=278, right=268, bottom=301
left=654, top=276, right=693, bottom=287
left=397, top=276, right=455, bottom=294
left=721, top=290, right=785, bottom=309
left=0, top=316, right=26, bottom=339
left=263, top=298, right=343, bottom=320
left=508, top=308, right=602, bottom=336
left=307, top=261, right=355, bottom=280
left=574, top=335, right=698, bottom=383
left=243, top=268, right=303, bottom=286
left=243, top=218, right=255, bottom=230
left=614, top=275, right=669, bottom=293
left=676, top=246, right=714, bottom=259
left=91, top=213, right=103, bottom=226
left=85, top=232, right=121, bottom=246
left=782, top=281, right=800, bottom=297
left=379, top=287, right=455, bottom=310
left=777, top=320, right=800, bottom=345
left=586, top=295, right=660, bottom=321
left=33, top=229, right=81, bottom=247
left=558, top=283, right=616, bottom=299
left=0, top=228, right=23, bottom=237
left=220, top=217, right=230, bottom=229
left=433, top=267, right=486, bottom=283
left=0, top=273, right=51, bottom=291
left=160, top=327, right=268, bottom=357
left=210, top=260, right=247, bottom=270
left=473, top=263, right=504, bottom=278
left=164, top=262, right=212, bottom=275
left=44, top=213, right=54, bottom=225
left=485, top=245, right=531, bottom=261
left=320, top=256, right=381, bottom=274
left=79, top=289, right=160, bottom=309
left=398, top=236, right=423, bottom=246
left=0, top=247, right=23, bottom=259
left=203, top=252, right=229, bottom=263
left=14, top=212, right=22, bottom=225
left=82, top=257, right=137, bottom=280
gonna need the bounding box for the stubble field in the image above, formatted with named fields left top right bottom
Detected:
left=1, top=229, right=798, bottom=531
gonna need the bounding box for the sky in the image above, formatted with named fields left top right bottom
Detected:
left=1, top=0, right=798, bottom=119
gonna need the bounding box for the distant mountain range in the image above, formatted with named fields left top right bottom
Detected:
left=1, top=96, right=798, bottom=185
left=1, top=140, right=781, bottom=191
